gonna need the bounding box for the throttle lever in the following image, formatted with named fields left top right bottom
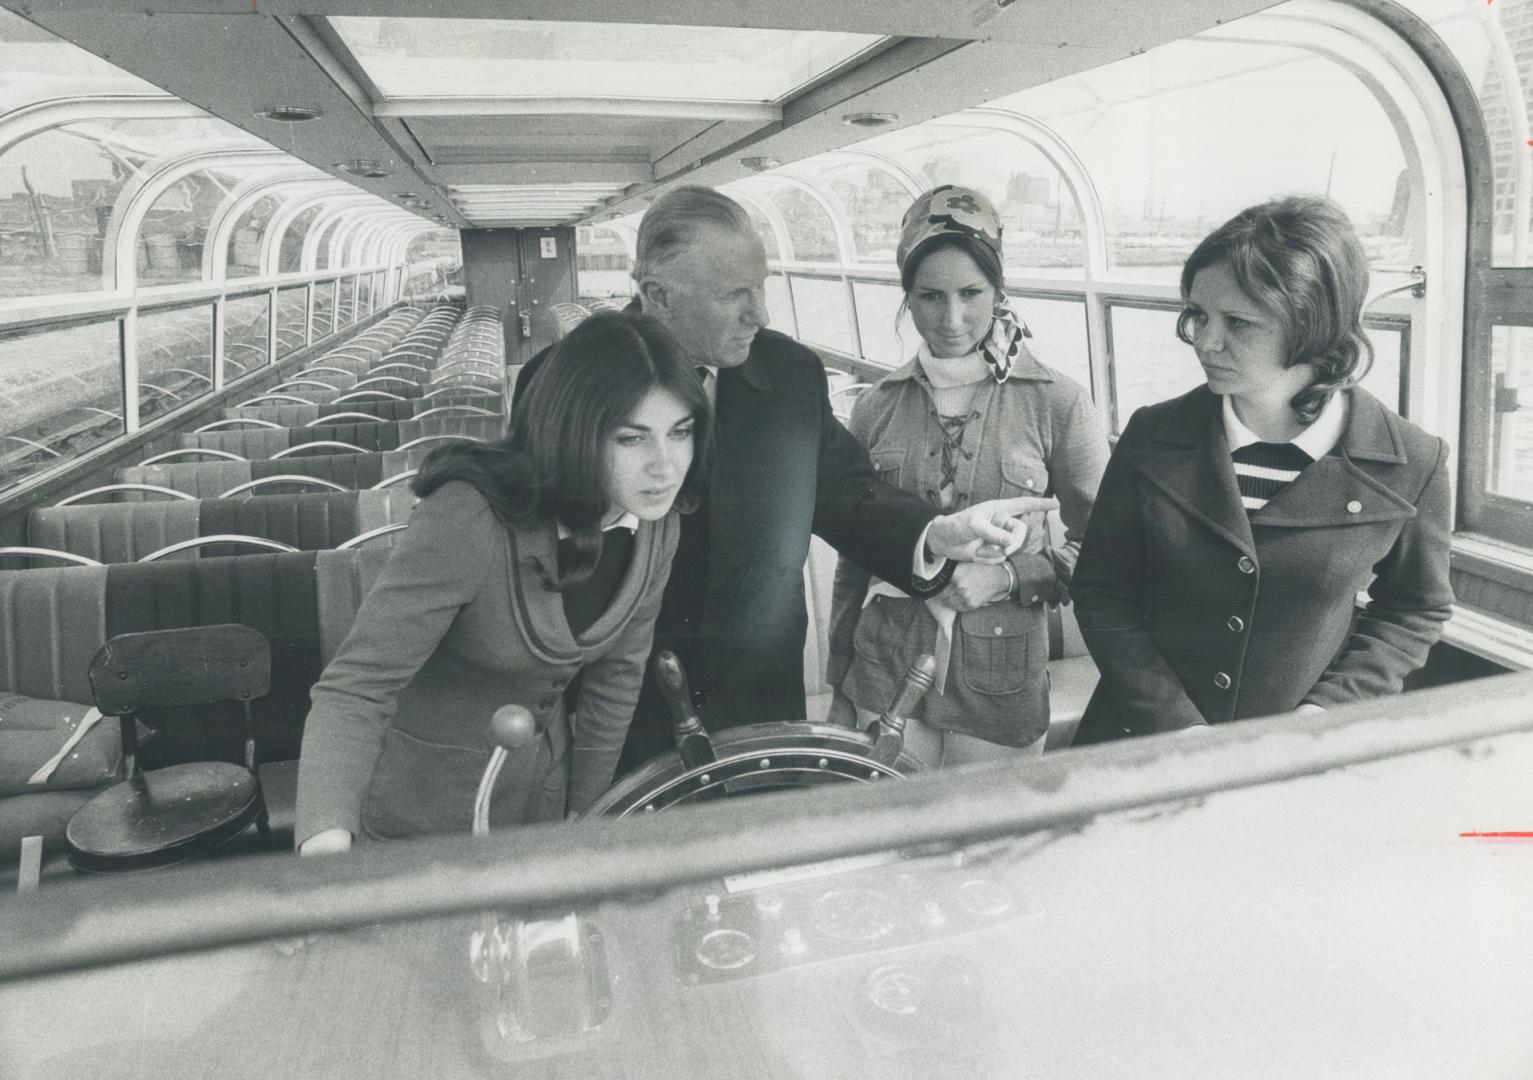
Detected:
left=868, top=653, right=937, bottom=766
left=473, top=704, right=538, bottom=836
left=653, top=650, right=717, bottom=770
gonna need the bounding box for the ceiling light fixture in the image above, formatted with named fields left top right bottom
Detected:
left=334, top=159, right=390, bottom=177
left=740, top=155, right=781, bottom=172
left=842, top=111, right=897, bottom=128
left=254, top=104, right=323, bottom=122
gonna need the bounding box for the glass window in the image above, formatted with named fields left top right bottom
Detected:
left=338, top=276, right=356, bottom=327
left=0, top=9, right=158, bottom=112
left=789, top=275, right=854, bottom=354
left=314, top=217, right=345, bottom=272
left=851, top=124, right=1087, bottom=278
left=278, top=204, right=323, bottom=274
left=577, top=227, right=634, bottom=302
left=1109, top=305, right=1203, bottom=427
left=0, top=125, right=150, bottom=299
left=1015, top=296, right=1092, bottom=395
left=806, top=159, right=912, bottom=265
left=225, top=194, right=282, bottom=280
left=851, top=280, right=906, bottom=367
left=310, top=280, right=335, bottom=340
left=1488, top=325, right=1533, bottom=504
left=138, top=169, right=242, bottom=287
left=223, top=293, right=269, bottom=374
left=137, top=304, right=212, bottom=423
left=1360, top=325, right=1403, bottom=415
left=735, top=197, right=785, bottom=263
left=0, top=318, right=121, bottom=489
left=275, top=286, right=308, bottom=358
left=745, top=178, right=838, bottom=264
left=1001, top=38, right=1409, bottom=284
left=329, top=17, right=882, bottom=102
left=1394, top=0, right=1533, bottom=265
left=357, top=272, right=373, bottom=317
left=764, top=274, right=796, bottom=338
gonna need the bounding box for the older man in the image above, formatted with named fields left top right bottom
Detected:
left=518, top=186, right=1041, bottom=770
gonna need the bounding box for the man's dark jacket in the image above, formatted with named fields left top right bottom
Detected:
left=516, top=327, right=933, bottom=758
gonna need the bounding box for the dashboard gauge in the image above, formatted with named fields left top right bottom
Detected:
left=862, top=963, right=927, bottom=1016
left=956, top=878, right=1012, bottom=917
left=695, top=928, right=756, bottom=971
left=811, top=888, right=900, bottom=942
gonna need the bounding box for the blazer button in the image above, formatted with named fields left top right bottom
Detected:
left=1226, top=615, right=1244, bottom=632
left=1213, top=672, right=1232, bottom=690
left=1346, top=500, right=1362, bottom=513
left=1237, top=556, right=1256, bottom=575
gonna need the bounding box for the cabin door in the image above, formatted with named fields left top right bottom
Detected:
left=461, top=226, right=578, bottom=366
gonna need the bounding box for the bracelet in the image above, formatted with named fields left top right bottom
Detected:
left=1000, top=560, right=1018, bottom=602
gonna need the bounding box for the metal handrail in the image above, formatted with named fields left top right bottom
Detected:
left=334, top=523, right=408, bottom=550
left=217, top=475, right=348, bottom=498
left=303, top=412, right=385, bottom=427
left=0, top=546, right=103, bottom=567
left=270, top=441, right=366, bottom=458
left=423, top=385, right=498, bottom=400
left=55, top=484, right=197, bottom=506
left=193, top=418, right=283, bottom=432
left=396, top=434, right=486, bottom=451
left=412, top=406, right=496, bottom=421
left=138, top=448, right=247, bottom=466
left=138, top=535, right=300, bottom=562
left=236, top=394, right=312, bottom=407
left=369, top=469, right=418, bottom=490
left=333, top=390, right=405, bottom=403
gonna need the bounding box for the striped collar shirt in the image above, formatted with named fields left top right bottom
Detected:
left=1223, top=391, right=1347, bottom=512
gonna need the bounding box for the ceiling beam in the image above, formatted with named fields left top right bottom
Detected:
left=375, top=98, right=779, bottom=122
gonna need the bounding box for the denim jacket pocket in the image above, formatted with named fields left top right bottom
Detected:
left=999, top=451, right=1049, bottom=498
left=956, top=603, right=1040, bottom=696
left=869, top=446, right=908, bottom=490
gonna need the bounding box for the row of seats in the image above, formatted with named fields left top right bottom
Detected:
left=0, top=548, right=391, bottom=857
left=20, top=487, right=418, bottom=564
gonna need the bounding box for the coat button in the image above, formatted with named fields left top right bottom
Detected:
left=1237, top=556, right=1256, bottom=575
left=1213, top=672, right=1232, bottom=690
left=1346, top=500, right=1362, bottom=513
left=993, top=625, right=1004, bottom=635
left=1226, top=615, right=1244, bottom=632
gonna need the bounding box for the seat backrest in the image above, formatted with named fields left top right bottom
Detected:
left=103, top=551, right=321, bottom=763
left=315, top=547, right=394, bottom=665
left=117, top=460, right=254, bottom=500
left=88, top=623, right=271, bottom=715
left=297, top=420, right=400, bottom=453
left=29, top=501, right=200, bottom=563
left=398, top=414, right=507, bottom=442
left=0, top=565, right=108, bottom=703
left=176, top=428, right=290, bottom=459
left=199, top=490, right=364, bottom=551
left=249, top=451, right=385, bottom=489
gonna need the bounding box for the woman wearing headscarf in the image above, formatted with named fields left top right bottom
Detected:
left=826, top=185, right=1109, bottom=766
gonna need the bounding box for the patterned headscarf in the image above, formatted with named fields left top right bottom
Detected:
left=896, top=184, right=1029, bottom=382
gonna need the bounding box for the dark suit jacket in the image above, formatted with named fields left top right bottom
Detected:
left=517, top=328, right=933, bottom=744
left=1071, top=385, right=1453, bottom=744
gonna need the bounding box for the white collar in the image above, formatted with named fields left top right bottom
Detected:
left=915, top=341, right=990, bottom=389
left=1222, top=390, right=1347, bottom=460
left=556, top=512, right=639, bottom=540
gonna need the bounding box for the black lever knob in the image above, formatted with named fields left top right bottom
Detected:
left=653, top=650, right=716, bottom=769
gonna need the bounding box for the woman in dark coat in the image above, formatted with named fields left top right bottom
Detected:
left=295, top=311, right=710, bottom=852
left=1071, top=195, right=1452, bottom=743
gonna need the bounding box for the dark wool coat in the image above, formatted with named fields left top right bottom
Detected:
left=1071, top=385, right=1453, bottom=743
left=295, top=481, right=678, bottom=844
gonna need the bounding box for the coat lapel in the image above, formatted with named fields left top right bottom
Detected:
left=1249, top=389, right=1416, bottom=528
left=1136, top=387, right=1256, bottom=558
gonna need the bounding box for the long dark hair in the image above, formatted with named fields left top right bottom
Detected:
left=1176, top=194, right=1373, bottom=425
left=413, top=310, right=710, bottom=589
